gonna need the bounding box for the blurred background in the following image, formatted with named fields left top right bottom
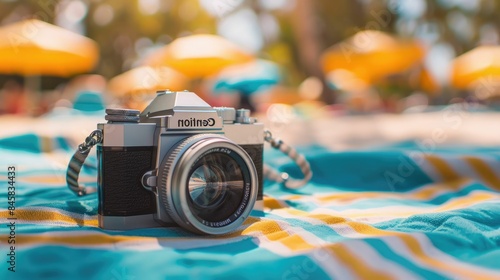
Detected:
left=1, top=0, right=500, bottom=117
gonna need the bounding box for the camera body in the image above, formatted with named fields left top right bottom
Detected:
left=97, top=90, right=263, bottom=235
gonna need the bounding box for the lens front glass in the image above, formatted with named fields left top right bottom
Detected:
left=187, top=151, right=251, bottom=225
left=188, top=164, right=227, bottom=209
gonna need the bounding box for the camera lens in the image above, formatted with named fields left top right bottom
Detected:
left=187, top=153, right=245, bottom=223
left=159, top=134, right=258, bottom=235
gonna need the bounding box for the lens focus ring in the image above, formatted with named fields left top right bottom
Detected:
left=159, top=134, right=258, bottom=235
left=160, top=134, right=209, bottom=232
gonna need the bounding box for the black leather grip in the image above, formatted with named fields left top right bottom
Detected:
left=98, top=146, right=157, bottom=216
left=241, top=144, right=263, bottom=200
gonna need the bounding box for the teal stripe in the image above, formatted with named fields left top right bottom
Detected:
left=0, top=192, right=98, bottom=212
left=266, top=151, right=433, bottom=195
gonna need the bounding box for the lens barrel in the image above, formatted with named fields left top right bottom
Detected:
left=158, top=134, right=258, bottom=235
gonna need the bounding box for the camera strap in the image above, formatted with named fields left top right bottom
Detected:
left=66, top=130, right=102, bottom=196
left=263, top=130, right=313, bottom=190
left=66, top=129, right=312, bottom=196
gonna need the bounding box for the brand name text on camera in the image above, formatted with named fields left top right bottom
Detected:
left=178, top=118, right=216, bottom=128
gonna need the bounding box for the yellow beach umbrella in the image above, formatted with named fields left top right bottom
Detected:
left=321, top=31, right=425, bottom=83
left=0, top=19, right=99, bottom=76
left=144, top=34, right=254, bottom=78
left=107, top=66, right=188, bottom=96
left=450, top=46, right=500, bottom=89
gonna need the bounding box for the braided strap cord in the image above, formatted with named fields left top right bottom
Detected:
left=263, top=130, right=313, bottom=190
left=66, top=130, right=102, bottom=196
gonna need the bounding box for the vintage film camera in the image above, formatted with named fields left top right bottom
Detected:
left=97, top=90, right=263, bottom=235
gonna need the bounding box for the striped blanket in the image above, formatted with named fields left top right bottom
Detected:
left=1, top=113, right=500, bottom=279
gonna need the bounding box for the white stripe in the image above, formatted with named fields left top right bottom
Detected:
left=446, top=156, right=482, bottom=179
left=0, top=219, right=92, bottom=228
left=306, top=208, right=400, bottom=224
left=343, top=240, right=422, bottom=280
left=482, top=156, right=500, bottom=181
left=380, top=234, right=458, bottom=279
left=306, top=249, right=358, bottom=279
left=412, top=154, right=443, bottom=182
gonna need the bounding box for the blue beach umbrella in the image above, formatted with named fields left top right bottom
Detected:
left=212, top=59, right=281, bottom=96
left=73, top=90, right=106, bottom=112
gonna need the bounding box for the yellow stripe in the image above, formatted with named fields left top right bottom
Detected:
left=283, top=208, right=387, bottom=234
left=0, top=209, right=97, bottom=227
left=326, top=244, right=395, bottom=280
left=0, top=233, right=223, bottom=247
left=240, top=220, right=316, bottom=251
left=435, top=192, right=495, bottom=211
left=307, top=214, right=346, bottom=225
left=7, top=234, right=152, bottom=247
left=314, top=179, right=468, bottom=204
left=342, top=192, right=497, bottom=219
left=463, top=157, right=500, bottom=191
left=40, top=136, right=53, bottom=153
left=0, top=175, right=95, bottom=184
left=425, top=155, right=462, bottom=181
left=286, top=195, right=303, bottom=200
left=263, top=196, right=287, bottom=209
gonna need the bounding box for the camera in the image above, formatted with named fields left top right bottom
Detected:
left=97, top=90, right=263, bottom=235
